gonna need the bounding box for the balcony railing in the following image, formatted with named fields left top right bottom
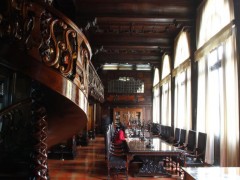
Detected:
left=89, top=62, right=104, bottom=102
left=0, top=0, right=104, bottom=102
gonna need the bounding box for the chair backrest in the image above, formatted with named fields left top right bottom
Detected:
left=105, top=124, right=111, bottom=158
left=197, top=132, right=207, bottom=161
left=109, top=142, right=125, bottom=154
left=110, top=123, right=115, bottom=140
left=165, top=126, right=172, bottom=139
left=164, top=126, right=174, bottom=143
left=159, top=124, right=163, bottom=135
left=107, top=141, right=128, bottom=179
left=159, top=124, right=165, bottom=137
left=151, top=123, right=161, bottom=135
left=174, top=128, right=181, bottom=142
left=187, top=130, right=196, bottom=152
left=179, top=129, right=186, bottom=145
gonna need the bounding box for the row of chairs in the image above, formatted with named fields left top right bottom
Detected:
left=150, top=124, right=207, bottom=170
left=166, top=127, right=186, bottom=146
left=166, top=128, right=207, bottom=172
left=178, top=130, right=207, bottom=168
left=151, top=123, right=173, bottom=141
left=104, top=124, right=129, bottom=180
left=104, top=123, right=207, bottom=179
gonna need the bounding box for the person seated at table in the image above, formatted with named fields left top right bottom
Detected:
left=113, top=123, right=126, bottom=144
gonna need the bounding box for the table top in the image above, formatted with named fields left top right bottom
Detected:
left=182, top=167, right=240, bottom=180
left=126, top=137, right=183, bottom=155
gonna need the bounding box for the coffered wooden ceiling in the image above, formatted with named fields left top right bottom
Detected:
left=54, top=0, right=202, bottom=69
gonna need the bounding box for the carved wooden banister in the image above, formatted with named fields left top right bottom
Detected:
left=0, top=96, right=48, bottom=179
left=0, top=0, right=104, bottom=103
left=0, top=99, right=32, bottom=116
left=0, top=98, right=36, bottom=176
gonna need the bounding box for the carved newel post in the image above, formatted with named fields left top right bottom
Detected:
left=30, top=82, right=48, bottom=180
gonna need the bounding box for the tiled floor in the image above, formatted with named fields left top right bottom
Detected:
left=48, top=135, right=181, bottom=180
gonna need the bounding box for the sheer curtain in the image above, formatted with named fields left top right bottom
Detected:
left=197, top=29, right=239, bottom=166
left=153, top=68, right=160, bottom=123
left=174, top=69, right=191, bottom=130
left=174, top=31, right=192, bottom=131
left=161, top=83, right=171, bottom=126
left=196, top=0, right=239, bottom=166
left=220, top=33, right=239, bottom=166
left=197, top=47, right=222, bottom=164
left=161, top=55, right=171, bottom=126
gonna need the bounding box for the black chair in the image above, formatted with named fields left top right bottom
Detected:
left=164, top=128, right=181, bottom=167
left=167, top=127, right=180, bottom=144
left=160, top=125, right=172, bottom=141
left=173, top=128, right=186, bottom=147
left=174, top=128, right=181, bottom=143
left=151, top=123, right=161, bottom=136
left=179, top=129, right=187, bottom=146
left=180, top=132, right=207, bottom=167
left=179, top=130, right=196, bottom=153
left=107, top=141, right=129, bottom=180
left=172, top=130, right=196, bottom=172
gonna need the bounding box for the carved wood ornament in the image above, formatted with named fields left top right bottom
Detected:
left=0, top=0, right=104, bottom=102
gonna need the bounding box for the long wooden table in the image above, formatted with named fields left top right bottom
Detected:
left=182, top=167, right=240, bottom=180
left=125, top=137, right=183, bottom=177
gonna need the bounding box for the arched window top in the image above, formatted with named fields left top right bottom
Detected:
left=153, top=68, right=159, bottom=86
left=161, top=54, right=171, bottom=79
left=174, top=31, right=190, bottom=68
left=197, top=0, right=233, bottom=48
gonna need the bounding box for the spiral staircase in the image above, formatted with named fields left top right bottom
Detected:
left=0, top=0, right=104, bottom=179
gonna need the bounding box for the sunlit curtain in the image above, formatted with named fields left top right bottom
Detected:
left=197, top=29, right=239, bottom=166
left=174, top=31, right=192, bottom=131
left=174, top=69, right=191, bottom=130
left=161, top=55, right=171, bottom=126
left=196, top=0, right=239, bottom=166
left=153, top=68, right=160, bottom=123
left=220, top=32, right=239, bottom=166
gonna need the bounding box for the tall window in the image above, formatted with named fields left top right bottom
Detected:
left=153, top=68, right=160, bottom=123
left=196, top=0, right=239, bottom=166
left=160, top=55, right=171, bottom=126
left=174, top=31, right=192, bottom=131
left=196, top=0, right=233, bottom=48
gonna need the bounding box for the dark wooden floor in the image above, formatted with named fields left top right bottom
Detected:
left=48, top=135, right=182, bottom=180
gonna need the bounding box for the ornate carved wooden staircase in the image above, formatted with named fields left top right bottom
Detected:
left=0, top=0, right=104, bottom=179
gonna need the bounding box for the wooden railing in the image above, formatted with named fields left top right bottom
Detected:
left=0, top=0, right=104, bottom=104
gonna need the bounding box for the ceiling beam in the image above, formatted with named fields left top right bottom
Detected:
left=75, top=2, right=196, bottom=19
left=90, top=35, right=173, bottom=46
left=93, top=45, right=171, bottom=55
left=95, top=17, right=194, bottom=25
left=75, top=0, right=197, bottom=4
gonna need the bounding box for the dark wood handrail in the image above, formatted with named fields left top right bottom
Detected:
left=0, top=98, right=32, bottom=116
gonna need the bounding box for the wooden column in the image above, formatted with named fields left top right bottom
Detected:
left=30, top=82, right=48, bottom=179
